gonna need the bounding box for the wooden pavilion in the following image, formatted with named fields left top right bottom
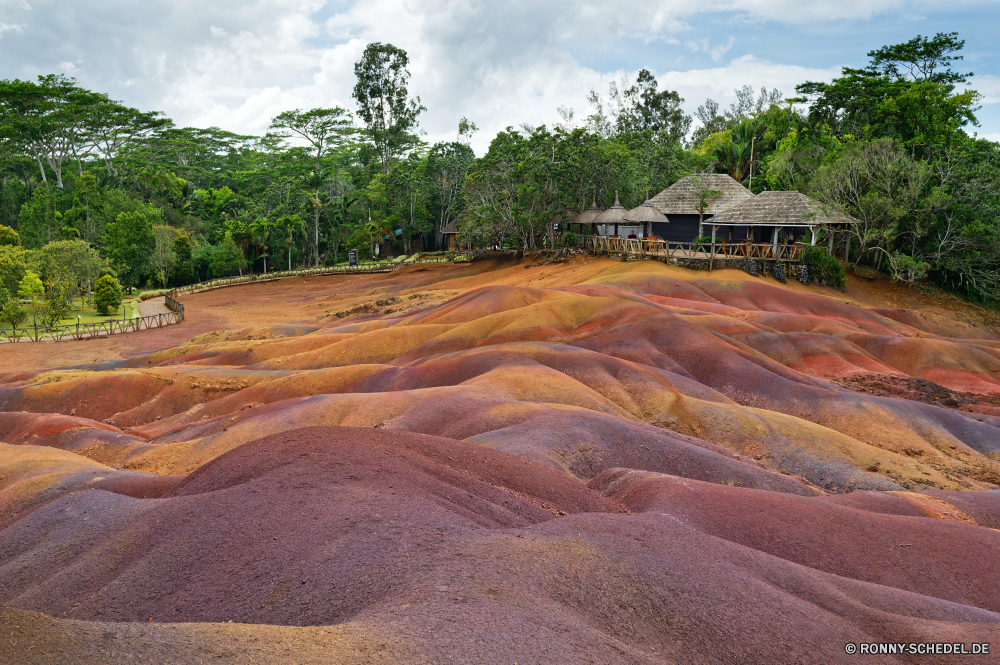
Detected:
left=708, top=191, right=859, bottom=260
left=592, top=192, right=628, bottom=237
left=621, top=193, right=668, bottom=238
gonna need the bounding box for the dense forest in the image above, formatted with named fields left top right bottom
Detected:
left=1, top=32, right=998, bottom=330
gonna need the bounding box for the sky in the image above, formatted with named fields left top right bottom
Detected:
left=1, top=0, right=998, bottom=154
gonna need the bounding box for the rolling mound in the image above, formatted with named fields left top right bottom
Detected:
left=3, top=256, right=1000, bottom=663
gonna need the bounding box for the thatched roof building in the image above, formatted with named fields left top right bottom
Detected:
left=573, top=199, right=604, bottom=227
left=709, top=191, right=859, bottom=228
left=593, top=192, right=627, bottom=227
left=650, top=174, right=753, bottom=216
left=623, top=196, right=669, bottom=225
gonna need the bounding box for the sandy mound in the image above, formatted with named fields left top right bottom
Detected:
left=4, top=256, right=1000, bottom=662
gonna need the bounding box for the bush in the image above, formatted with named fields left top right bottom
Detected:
left=562, top=230, right=578, bottom=247
left=1, top=300, right=27, bottom=329
left=94, top=274, right=124, bottom=316
left=888, top=252, right=930, bottom=285
left=801, top=246, right=846, bottom=289
left=0, top=224, right=20, bottom=247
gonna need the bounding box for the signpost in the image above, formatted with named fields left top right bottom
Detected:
left=349, top=249, right=358, bottom=267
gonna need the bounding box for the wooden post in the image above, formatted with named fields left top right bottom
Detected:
left=844, top=231, right=850, bottom=263
left=809, top=225, right=818, bottom=246
left=710, top=225, right=717, bottom=271
left=828, top=228, right=835, bottom=254
left=771, top=227, right=779, bottom=259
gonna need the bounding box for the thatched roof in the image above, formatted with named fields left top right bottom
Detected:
left=593, top=192, right=627, bottom=226
left=441, top=220, right=459, bottom=234
left=573, top=200, right=604, bottom=226
left=709, top=191, right=860, bottom=227
left=623, top=198, right=669, bottom=225
left=650, top=174, right=753, bottom=216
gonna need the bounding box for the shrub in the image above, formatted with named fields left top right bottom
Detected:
left=0, top=225, right=20, bottom=247
left=888, top=252, right=930, bottom=285
left=801, top=246, right=846, bottom=289
left=94, top=274, right=124, bottom=316
left=562, top=230, right=578, bottom=247
left=1, top=300, right=27, bottom=329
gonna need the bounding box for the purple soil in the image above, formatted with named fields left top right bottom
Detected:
left=1, top=427, right=997, bottom=664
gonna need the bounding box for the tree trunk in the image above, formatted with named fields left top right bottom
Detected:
left=314, top=207, right=320, bottom=267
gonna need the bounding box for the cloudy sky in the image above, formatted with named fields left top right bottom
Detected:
left=1, top=0, right=998, bottom=153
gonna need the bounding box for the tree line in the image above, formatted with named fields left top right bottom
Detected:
left=1, top=31, right=998, bottom=320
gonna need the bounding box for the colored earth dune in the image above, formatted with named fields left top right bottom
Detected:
left=2, top=256, right=1000, bottom=664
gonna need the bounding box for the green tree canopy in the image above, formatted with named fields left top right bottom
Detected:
left=105, top=207, right=158, bottom=289
left=352, top=42, right=426, bottom=175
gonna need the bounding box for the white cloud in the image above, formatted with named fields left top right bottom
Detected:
left=0, top=0, right=997, bottom=155
left=687, top=37, right=737, bottom=63
left=0, top=22, right=26, bottom=36
left=971, top=74, right=1000, bottom=105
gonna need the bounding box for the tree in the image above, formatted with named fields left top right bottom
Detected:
left=794, top=34, right=979, bottom=152
left=151, top=224, right=179, bottom=287
left=1, top=298, right=27, bottom=330
left=691, top=177, right=723, bottom=237
left=32, top=239, right=108, bottom=304
left=268, top=107, right=355, bottom=266
left=352, top=42, right=426, bottom=175
left=18, top=269, right=44, bottom=328
left=615, top=69, right=691, bottom=144
left=0, top=225, right=19, bottom=246
left=18, top=184, right=63, bottom=248
left=39, top=277, right=71, bottom=327
left=866, top=32, right=972, bottom=84
left=85, top=101, right=171, bottom=179
left=0, top=75, right=108, bottom=188
left=425, top=142, right=475, bottom=248
left=810, top=138, right=933, bottom=271
left=93, top=274, right=123, bottom=316
left=275, top=214, right=304, bottom=271
left=587, top=70, right=692, bottom=144
left=0, top=245, right=29, bottom=303
left=105, top=208, right=158, bottom=290
left=172, top=234, right=196, bottom=286
left=211, top=231, right=247, bottom=277
left=691, top=86, right=783, bottom=148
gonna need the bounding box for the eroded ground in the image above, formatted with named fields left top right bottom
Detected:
left=2, top=256, right=1000, bottom=664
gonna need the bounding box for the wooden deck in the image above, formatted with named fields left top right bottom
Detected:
left=585, top=236, right=818, bottom=262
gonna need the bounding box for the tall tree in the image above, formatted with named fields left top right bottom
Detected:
left=615, top=69, right=691, bottom=144
left=425, top=142, right=474, bottom=249
left=586, top=70, right=692, bottom=144
left=0, top=75, right=108, bottom=188
left=105, top=208, right=158, bottom=290
left=269, top=107, right=355, bottom=266
left=352, top=42, right=426, bottom=175
left=794, top=33, right=979, bottom=152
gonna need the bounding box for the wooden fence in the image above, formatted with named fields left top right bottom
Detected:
left=584, top=235, right=805, bottom=263
left=0, top=306, right=185, bottom=343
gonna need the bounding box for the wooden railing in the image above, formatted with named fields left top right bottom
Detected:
left=584, top=236, right=805, bottom=262
left=0, top=308, right=185, bottom=344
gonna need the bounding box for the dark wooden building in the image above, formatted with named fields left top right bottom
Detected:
left=648, top=174, right=754, bottom=242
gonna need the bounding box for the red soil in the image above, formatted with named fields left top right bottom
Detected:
left=3, top=256, right=1000, bottom=663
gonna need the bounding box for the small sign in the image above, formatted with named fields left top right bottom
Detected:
left=349, top=249, right=358, bottom=267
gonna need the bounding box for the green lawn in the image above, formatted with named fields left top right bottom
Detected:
left=13, top=295, right=143, bottom=330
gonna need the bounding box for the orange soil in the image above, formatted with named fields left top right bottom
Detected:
left=3, top=255, right=1000, bottom=664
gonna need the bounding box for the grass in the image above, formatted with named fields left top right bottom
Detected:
left=2, top=296, right=142, bottom=332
